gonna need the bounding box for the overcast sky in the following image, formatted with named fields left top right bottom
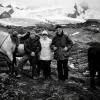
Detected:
left=0, top=0, right=100, bottom=10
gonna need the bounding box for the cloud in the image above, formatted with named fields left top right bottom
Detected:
left=0, top=0, right=77, bottom=8
left=0, top=0, right=100, bottom=11
left=79, top=0, right=100, bottom=10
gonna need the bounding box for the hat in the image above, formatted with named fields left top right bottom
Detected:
left=42, top=30, right=48, bottom=35
left=55, top=25, right=62, bottom=29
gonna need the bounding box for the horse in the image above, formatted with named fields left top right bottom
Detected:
left=88, top=42, right=100, bottom=89
left=0, top=30, right=18, bottom=74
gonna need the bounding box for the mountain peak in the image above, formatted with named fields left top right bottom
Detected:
left=0, top=4, right=4, bottom=7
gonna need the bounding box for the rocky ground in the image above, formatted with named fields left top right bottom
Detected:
left=0, top=24, right=100, bottom=100
left=0, top=67, right=100, bottom=100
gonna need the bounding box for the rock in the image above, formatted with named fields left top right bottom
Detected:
left=83, top=70, right=90, bottom=76
left=8, top=8, right=14, bottom=14
left=68, top=63, right=78, bottom=70
left=0, top=73, right=9, bottom=80
left=17, top=82, right=27, bottom=86
left=63, top=93, right=79, bottom=100
left=0, top=11, right=11, bottom=18
left=6, top=4, right=12, bottom=8
left=72, top=32, right=80, bottom=36
left=0, top=4, right=3, bottom=7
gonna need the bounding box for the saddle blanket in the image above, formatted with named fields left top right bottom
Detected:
left=0, top=31, right=9, bottom=47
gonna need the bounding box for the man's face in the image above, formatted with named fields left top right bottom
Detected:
left=57, top=28, right=62, bottom=35
left=42, top=34, right=47, bottom=39
left=30, top=33, right=35, bottom=39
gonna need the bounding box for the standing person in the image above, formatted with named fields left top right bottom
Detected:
left=51, top=26, right=73, bottom=81
left=17, top=31, right=41, bottom=79
left=39, top=30, right=53, bottom=80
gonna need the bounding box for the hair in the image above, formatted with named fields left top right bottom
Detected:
left=27, top=31, right=30, bottom=34
left=56, top=29, right=64, bottom=36
left=55, top=25, right=62, bottom=29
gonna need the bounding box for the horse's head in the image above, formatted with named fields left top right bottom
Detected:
left=10, top=31, right=19, bottom=46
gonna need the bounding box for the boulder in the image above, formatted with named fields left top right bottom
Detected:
left=6, top=4, right=12, bottom=8
left=8, top=8, right=14, bottom=14
left=0, top=4, right=3, bottom=7
left=0, top=6, right=14, bottom=19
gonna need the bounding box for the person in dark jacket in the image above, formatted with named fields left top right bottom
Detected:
left=51, top=26, right=73, bottom=81
left=18, top=31, right=41, bottom=79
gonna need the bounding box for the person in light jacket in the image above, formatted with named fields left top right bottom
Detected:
left=51, top=26, right=73, bottom=81
left=39, top=30, right=53, bottom=80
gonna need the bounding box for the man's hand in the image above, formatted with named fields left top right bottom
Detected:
left=63, top=47, right=68, bottom=51
left=31, top=52, right=35, bottom=56
left=53, top=46, right=57, bottom=51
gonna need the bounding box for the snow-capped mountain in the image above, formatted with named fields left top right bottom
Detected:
left=11, top=4, right=100, bottom=22
left=11, top=5, right=86, bottom=24
left=0, top=3, right=100, bottom=27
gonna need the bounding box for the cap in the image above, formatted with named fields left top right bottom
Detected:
left=42, top=30, right=48, bottom=35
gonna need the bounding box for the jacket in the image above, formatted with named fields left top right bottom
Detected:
left=51, top=32, right=73, bottom=60
left=39, top=37, right=53, bottom=60
left=24, top=35, right=41, bottom=55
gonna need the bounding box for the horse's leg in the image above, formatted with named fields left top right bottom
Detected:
left=7, top=61, right=12, bottom=75
left=17, top=55, right=29, bottom=75
left=89, top=65, right=96, bottom=89
left=11, top=55, right=18, bottom=76
left=97, top=69, right=100, bottom=86
left=12, top=47, right=18, bottom=76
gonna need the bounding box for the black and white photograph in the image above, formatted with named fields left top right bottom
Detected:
left=0, top=0, right=100, bottom=100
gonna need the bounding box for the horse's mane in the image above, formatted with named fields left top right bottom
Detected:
left=10, top=34, right=19, bottom=45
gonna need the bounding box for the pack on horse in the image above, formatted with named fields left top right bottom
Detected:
left=17, top=31, right=30, bottom=56
left=0, top=30, right=18, bottom=74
